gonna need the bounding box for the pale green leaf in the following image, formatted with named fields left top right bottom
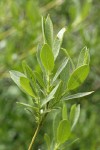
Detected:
left=40, top=44, right=54, bottom=72
left=63, top=91, right=94, bottom=101
left=42, top=16, right=45, bottom=43
left=16, top=102, right=35, bottom=109
left=70, top=104, right=80, bottom=131
left=67, top=65, right=89, bottom=90
left=41, top=82, right=60, bottom=107
left=57, top=120, right=71, bottom=144
left=52, top=58, right=69, bottom=85
left=61, top=48, right=75, bottom=70
left=9, top=70, right=26, bottom=87
left=37, top=44, right=46, bottom=73
left=70, top=104, right=76, bottom=125
left=62, top=103, right=68, bottom=120
left=34, top=71, right=46, bottom=88
left=44, top=15, right=53, bottom=47
left=53, top=28, right=66, bottom=60
left=77, top=47, right=90, bottom=67
left=22, top=62, right=38, bottom=95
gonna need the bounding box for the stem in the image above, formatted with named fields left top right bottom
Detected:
left=28, top=124, right=40, bottom=150
left=28, top=113, right=47, bottom=150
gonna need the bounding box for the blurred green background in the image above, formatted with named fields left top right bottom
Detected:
left=0, top=0, right=100, bottom=149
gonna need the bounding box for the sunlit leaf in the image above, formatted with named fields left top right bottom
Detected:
left=41, top=82, right=60, bottom=107
left=67, top=65, right=89, bottom=90
left=9, top=70, right=26, bottom=87
left=20, top=77, right=36, bottom=97
left=40, top=43, right=54, bottom=72
left=44, top=15, right=53, bottom=48
left=70, top=104, right=80, bottom=131
left=62, top=103, right=68, bottom=120
left=53, top=28, right=66, bottom=60
left=52, top=58, right=69, bottom=85
left=63, top=91, right=94, bottom=101
left=57, top=120, right=71, bottom=144
left=77, top=47, right=90, bottom=67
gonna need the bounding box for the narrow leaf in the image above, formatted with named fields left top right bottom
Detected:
left=70, top=104, right=76, bottom=126
left=62, top=103, right=68, bottom=120
left=77, top=47, right=90, bottom=67
left=52, top=58, right=69, bottom=85
left=40, top=44, right=54, bottom=72
left=41, top=82, right=60, bottom=107
left=34, top=71, right=46, bottom=88
left=63, top=91, right=94, bottom=101
left=44, top=133, right=51, bottom=150
left=53, top=28, right=66, bottom=60
left=16, top=102, right=34, bottom=109
left=60, top=61, right=71, bottom=91
left=57, top=120, right=71, bottom=145
left=42, top=16, right=45, bottom=43
left=37, top=44, right=46, bottom=73
left=70, top=104, right=80, bottom=131
left=61, top=48, right=75, bottom=70
left=67, top=65, right=89, bottom=90
left=44, top=15, right=53, bottom=47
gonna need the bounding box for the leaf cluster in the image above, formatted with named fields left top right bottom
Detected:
left=9, top=15, right=93, bottom=149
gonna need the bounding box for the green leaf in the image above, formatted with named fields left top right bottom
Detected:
left=53, top=81, right=63, bottom=105
left=20, top=77, right=36, bottom=97
left=44, top=15, right=53, bottom=48
left=60, top=61, right=71, bottom=91
left=16, top=102, right=37, bottom=110
left=42, top=16, right=45, bottom=43
left=63, top=91, right=94, bottom=101
left=41, top=82, right=60, bottom=107
left=70, top=104, right=76, bottom=125
left=62, top=103, right=68, bottom=120
left=70, top=104, right=80, bottom=131
left=61, top=48, right=75, bottom=70
left=52, top=58, right=69, bottom=85
left=44, top=133, right=51, bottom=150
left=37, top=44, right=46, bottom=73
left=9, top=70, right=26, bottom=87
left=40, top=43, right=54, bottom=72
left=34, top=71, right=46, bottom=88
left=53, top=28, right=66, bottom=60
left=77, top=47, right=90, bottom=67
left=57, top=120, right=71, bottom=145
left=67, top=65, right=89, bottom=90
left=22, top=62, right=39, bottom=95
